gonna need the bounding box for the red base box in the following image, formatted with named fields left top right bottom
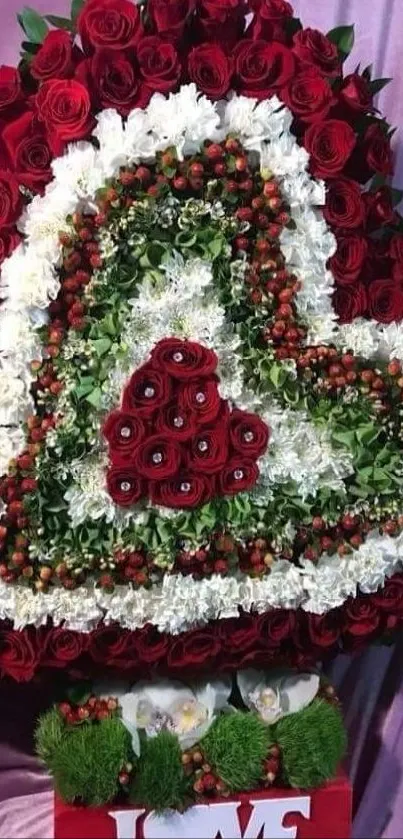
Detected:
left=55, top=773, right=352, bottom=839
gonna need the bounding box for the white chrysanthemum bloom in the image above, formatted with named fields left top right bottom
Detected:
left=0, top=426, right=26, bottom=476
left=51, top=142, right=107, bottom=210
left=146, top=85, right=221, bottom=159
left=93, top=109, right=128, bottom=176
left=237, top=670, right=320, bottom=724
left=0, top=361, right=33, bottom=425
left=119, top=677, right=231, bottom=752
left=1, top=245, right=59, bottom=310
left=0, top=308, right=42, bottom=368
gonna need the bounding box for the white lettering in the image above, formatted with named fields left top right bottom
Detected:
left=245, top=797, right=311, bottom=839
left=108, top=809, right=145, bottom=839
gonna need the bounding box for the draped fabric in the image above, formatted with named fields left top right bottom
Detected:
left=1, top=1, right=403, bottom=837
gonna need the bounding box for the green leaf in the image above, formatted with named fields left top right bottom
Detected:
left=21, top=40, right=40, bottom=53
left=45, top=14, right=73, bottom=31
left=391, top=188, right=403, bottom=207
left=362, top=64, right=372, bottom=82
left=284, top=17, right=302, bottom=38
left=18, top=7, right=49, bottom=43
left=92, top=337, right=112, bottom=358
left=71, top=0, right=85, bottom=23
left=269, top=362, right=287, bottom=389
left=356, top=425, right=381, bottom=447
left=67, top=682, right=92, bottom=706
left=327, top=25, right=355, bottom=58
left=369, top=78, right=392, bottom=96
left=85, top=387, right=103, bottom=409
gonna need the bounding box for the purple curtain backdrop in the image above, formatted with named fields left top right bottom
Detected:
left=1, top=1, right=403, bottom=837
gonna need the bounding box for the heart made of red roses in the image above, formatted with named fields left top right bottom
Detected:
left=102, top=337, right=270, bottom=510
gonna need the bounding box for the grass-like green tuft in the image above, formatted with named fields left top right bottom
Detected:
left=130, top=731, right=190, bottom=812
left=35, top=707, right=65, bottom=765
left=51, top=717, right=132, bottom=806
left=273, top=699, right=347, bottom=788
left=201, top=711, right=272, bottom=792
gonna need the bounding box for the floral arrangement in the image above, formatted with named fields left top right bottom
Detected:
left=1, top=0, right=403, bottom=683
left=35, top=669, right=346, bottom=808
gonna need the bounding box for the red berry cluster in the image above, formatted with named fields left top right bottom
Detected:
left=103, top=337, right=269, bottom=510
left=58, top=694, right=119, bottom=726
left=182, top=748, right=228, bottom=799
left=299, top=512, right=403, bottom=564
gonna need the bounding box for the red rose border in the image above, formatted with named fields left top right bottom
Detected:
left=1, top=571, right=402, bottom=682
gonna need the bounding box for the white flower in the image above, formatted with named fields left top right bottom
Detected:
left=119, top=677, right=231, bottom=751
left=0, top=361, right=32, bottom=425
left=1, top=246, right=59, bottom=310
left=93, top=109, right=128, bottom=175
left=0, top=426, right=26, bottom=476
left=237, top=670, right=320, bottom=724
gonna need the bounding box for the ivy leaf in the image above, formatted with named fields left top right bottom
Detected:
left=92, top=337, right=112, bottom=357
left=269, top=363, right=287, bottom=389
left=45, top=14, right=73, bottom=31
left=369, top=78, right=392, bottom=96
left=327, top=25, right=355, bottom=58
left=85, top=387, right=103, bottom=409
left=71, top=0, right=85, bottom=23
left=18, top=7, right=49, bottom=43
left=21, top=40, right=40, bottom=54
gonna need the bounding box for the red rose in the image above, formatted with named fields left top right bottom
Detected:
left=137, top=37, right=181, bottom=94
left=0, top=171, right=22, bottom=228
left=2, top=110, right=56, bottom=190
left=134, top=435, right=182, bottom=480
left=103, top=410, right=146, bottom=461
left=0, top=227, right=21, bottom=265
left=188, top=44, right=232, bottom=100
left=151, top=338, right=217, bottom=380
left=188, top=425, right=228, bottom=473
left=36, top=79, right=93, bottom=145
left=106, top=467, right=143, bottom=506
left=135, top=625, right=169, bottom=664
left=179, top=377, right=222, bottom=425
left=367, top=279, right=403, bottom=324
left=281, top=68, right=335, bottom=123
left=333, top=282, right=367, bottom=324
left=234, top=40, right=295, bottom=99
left=41, top=629, right=87, bottom=667
left=197, top=0, right=244, bottom=47
left=293, top=28, right=341, bottom=77
left=258, top=609, right=296, bottom=645
left=0, top=629, right=38, bottom=681
left=390, top=234, right=403, bottom=262
left=0, top=66, right=21, bottom=112
left=328, top=235, right=368, bottom=285
left=156, top=403, right=198, bottom=442
left=78, top=0, right=142, bottom=54
left=148, top=0, right=194, bottom=42
left=167, top=628, right=221, bottom=670
left=90, top=625, right=137, bottom=669
left=229, top=409, right=269, bottom=459
left=305, top=612, right=342, bottom=649
left=150, top=472, right=213, bottom=508
left=123, top=363, right=172, bottom=416
left=393, top=262, right=403, bottom=283
left=324, top=178, right=365, bottom=229
left=219, top=615, right=260, bottom=653
left=89, top=50, right=150, bottom=115
left=304, top=120, right=356, bottom=178
left=344, top=598, right=381, bottom=638
left=220, top=457, right=259, bottom=494
left=366, top=186, right=396, bottom=228
left=31, top=30, right=75, bottom=81
left=371, top=575, right=403, bottom=612
left=339, top=73, right=372, bottom=112
left=362, top=124, right=393, bottom=176
left=248, top=0, right=293, bottom=41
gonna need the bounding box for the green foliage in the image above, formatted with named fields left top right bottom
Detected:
left=273, top=699, right=347, bottom=789
left=45, top=15, right=73, bottom=31
left=201, top=712, right=271, bottom=792
left=35, top=708, right=65, bottom=765
left=71, top=0, right=85, bottom=23
left=51, top=717, right=132, bottom=806
left=327, top=25, right=355, bottom=58
left=130, top=731, right=189, bottom=812
left=17, top=6, right=48, bottom=42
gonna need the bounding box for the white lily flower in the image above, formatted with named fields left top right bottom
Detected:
left=237, top=670, right=320, bottom=724
left=119, top=677, right=231, bottom=752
